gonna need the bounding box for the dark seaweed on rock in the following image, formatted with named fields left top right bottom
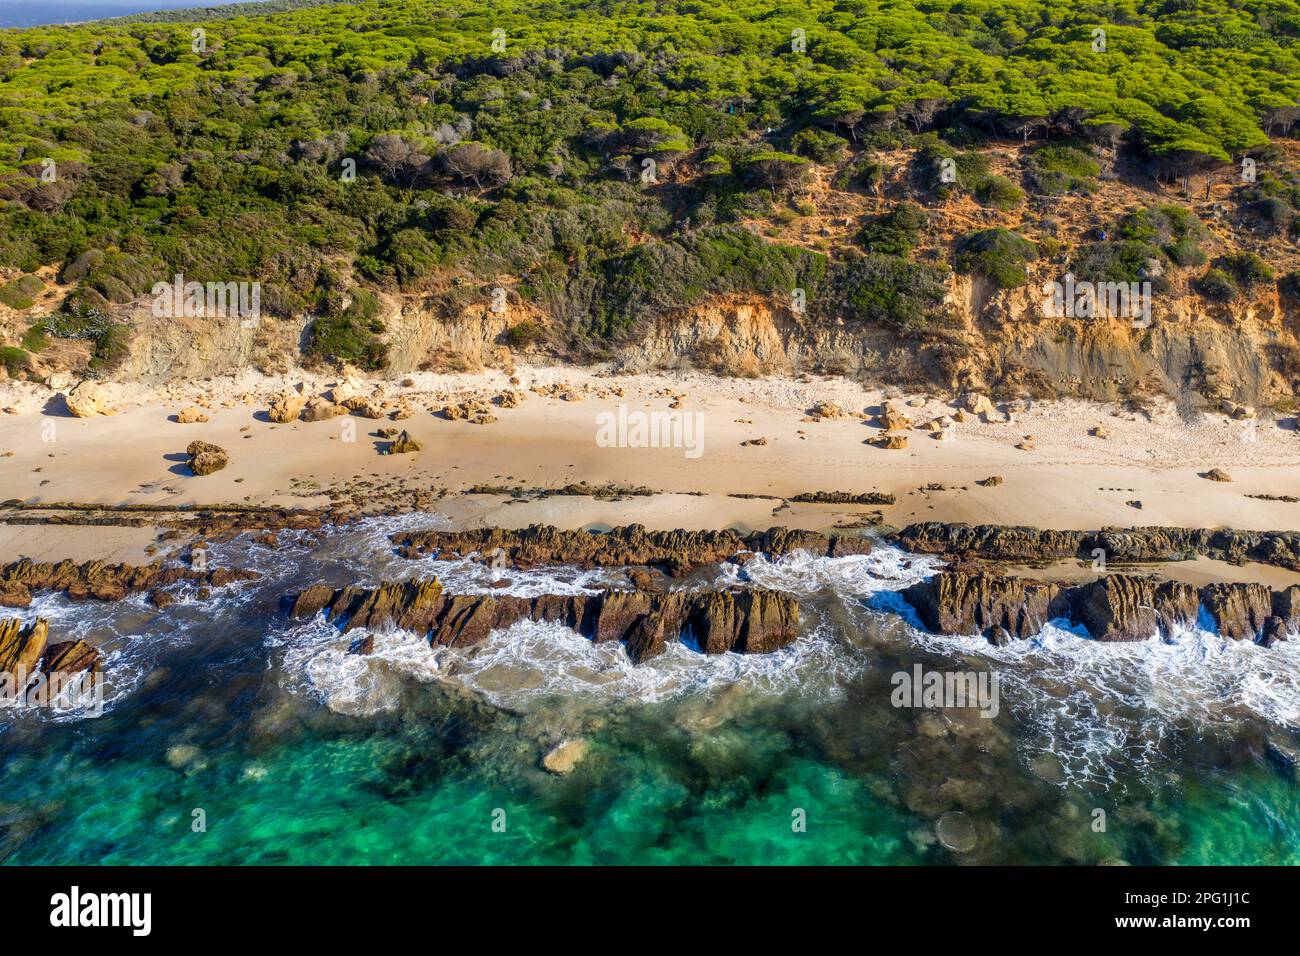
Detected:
left=288, top=579, right=800, bottom=664
left=391, top=523, right=873, bottom=575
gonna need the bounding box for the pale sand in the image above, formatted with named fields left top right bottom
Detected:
left=0, top=366, right=1297, bottom=567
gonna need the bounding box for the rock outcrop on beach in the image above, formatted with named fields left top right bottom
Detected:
left=901, top=571, right=1065, bottom=639
left=186, top=440, right=228, bottom=476
left=902, top=570, right=1295, bottom=644
left=894, top=522, right=1300, bottom=572
left=288, top=579, right=800, bottom=664
left=0, top=618, right=102, bottom=700
left=63, top=381, right=113, bottom=418
left=0, top=559, right=259, bottom=606
left=390, top=524, right=873, bottom=576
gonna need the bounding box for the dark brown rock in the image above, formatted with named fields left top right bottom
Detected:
left=0, top=617, right=47, bottom=681
left=286, top=579, right=798, bottom=664
left=1071, top=575, right=1198, bottom=641
left=901, top=571, right=1063, bottom=638
left=392, top=524, right=872, bottom=576
left=1199, top=582, right=1273, bottom=640
left=1260, top=616, right=1288, bottom=648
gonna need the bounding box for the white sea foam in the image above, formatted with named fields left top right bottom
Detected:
left=279, top=613, right=857, bottom=716
left=907, top=615, right=1300, bottom=786
left=714, top=544, right=945, bottom=597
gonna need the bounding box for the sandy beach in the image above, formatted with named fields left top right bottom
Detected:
left=0, top=365, right=1297, bottom=563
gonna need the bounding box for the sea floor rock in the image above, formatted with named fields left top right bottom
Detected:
left=542, top=739, right=589, bottom=774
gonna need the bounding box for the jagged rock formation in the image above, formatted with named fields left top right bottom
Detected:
left=288, top=579, right=799, bottom=664
left=0, top=559, right=259, bottom=607
left=895, top=522, right=1300, bottom=571
left=902, top=570, right=1295, bottom=644
left=391, top=523, right=873, bottom=575
left=901, top=571, right=1065, bottom=639
left=0, top=618, right=102, bottom=703
left=1071, top=575, right=1199, bottom=641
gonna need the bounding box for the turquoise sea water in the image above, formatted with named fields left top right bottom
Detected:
left=2, top=519, right=1299, bottom=865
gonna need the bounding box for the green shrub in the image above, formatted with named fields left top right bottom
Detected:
left=1166, top=236, right=1207, bottom=267
left=20, top=323, right=50, bottom=351
left=87, top=323, right=131, bottom=377
left=0, top=274, right=44, bottom=310
left=956, top=228, right=1038, bottom=288
left=833, top=156, right=884, bottom=192
left=0, top=346, right=30, bottom=377
left=1280, top=271, right=1300, bottom=298
left=791, top=128, right=845, bottom=163
left=306, top=289, right=388, bottom=369
left=1074, top=240, right=1167, bottom=289
left=857, top=202, right=927, bottom=255
left=822, top=255, right=950, bottom=336
left=505, top=320, right=545, bottom=349
left=1025, top=145, right=1099, bottom=194
left=1217, top=251, right=1273, bottom=287
left=1196, top=268, right=1238, bottom=302
left=974, top=174, right=1024, bottom=211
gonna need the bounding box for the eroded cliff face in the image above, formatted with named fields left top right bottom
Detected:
left=103, top=277, right=1300, bottom=407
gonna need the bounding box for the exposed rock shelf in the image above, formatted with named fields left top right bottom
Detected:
left=0, top=618, right=102, bottom=703
left=902, top=570, right=1298, bottom=644
left=0, top=559, right=260, bottom=607
left=288, top=579, right=799, bottom=664
left=391, top=523, right=873, bottom=575
left=894, top=522, right=1300, bottom=571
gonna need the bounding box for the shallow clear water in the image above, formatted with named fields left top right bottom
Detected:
left=2, top=517, right=1298, bottom=865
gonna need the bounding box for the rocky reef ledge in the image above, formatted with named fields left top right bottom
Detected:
left=0, top=618, right=103, bottom=702
left=391, top=524, right=873, bottom=575
left=288, top=580, right=799, bottom=664
left=0, top=559, right=260, bottom=607
left=902, top=570, right=1296, bottom=645
left=894, top=522, right=1300, bottom=571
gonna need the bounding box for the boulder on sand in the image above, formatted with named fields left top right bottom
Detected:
left=174, top=406, right=209, bottom=424
left=186, top=440, right=228, bottom=476
left=300, top=396, right=345, bottom=422
left=267, top=392, right=305, bottom=423
left=64, top=381, right=113, bottom=418
left=388, top=430, right=422, bottom=454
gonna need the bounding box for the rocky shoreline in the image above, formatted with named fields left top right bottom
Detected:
left=901, top=570, right=1295, bottom=645
left=0, top=558, right=260, bottom=607
left=391, top=523, right=875, bottom=575
left=0, top=618, right=102, bottom=701
left=893, top=522, right=1300, bottom=572
left=4, top=519, right=1299, bottom=679
left=288, top=579, right=799, bottom=664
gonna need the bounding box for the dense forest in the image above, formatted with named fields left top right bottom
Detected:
left=1, top=0, right=1299, bottom=378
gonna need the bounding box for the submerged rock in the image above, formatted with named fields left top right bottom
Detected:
left=542, top=739, right=589, bottom=774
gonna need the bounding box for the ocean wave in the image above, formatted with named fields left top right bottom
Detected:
left=907, top=617, right=1300, bottom=787
left=277, top=613, right=859, bottom=716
